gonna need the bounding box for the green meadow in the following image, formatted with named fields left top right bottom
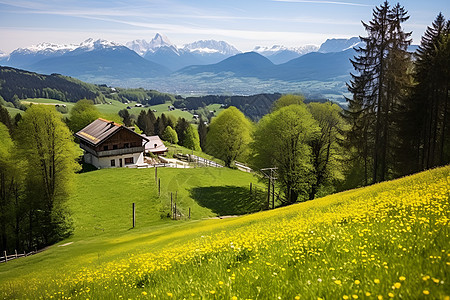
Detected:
left=16, top=98, right=195, bottom=121
left=0, top=165, right=448, bottom=299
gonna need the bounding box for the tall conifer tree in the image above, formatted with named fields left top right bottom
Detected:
left=345, top=1, right=411, bottom=184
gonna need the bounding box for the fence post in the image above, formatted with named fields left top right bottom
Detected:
left=132, top=203, right=136, bottom=228
left=158, top=178, right=161, bottom=197
left=174, top=203, right=177, bottom=220
left=15, top=249, right=17, bottom=258
left=170, top=192, right=173, bottom=219
left=3, top=251, right=6, bottom=263
left=272, top=181, right=275, bottom=209
left=189, top=207, right=191, bottom=219
left=250, top=183, right=252, bottom=194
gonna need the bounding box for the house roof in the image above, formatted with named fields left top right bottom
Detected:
left=142, top=135, right=168, bottom=153
left=75, top=118, right=148, bottom=146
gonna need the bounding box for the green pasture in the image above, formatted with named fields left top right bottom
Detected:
left=0, top=165, right=448, bottom=299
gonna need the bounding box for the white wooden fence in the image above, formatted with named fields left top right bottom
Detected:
left=0, top=249, right=37, bottom=263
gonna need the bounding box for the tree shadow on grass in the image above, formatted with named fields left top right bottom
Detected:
left=190, top=186, right=267, bottom=216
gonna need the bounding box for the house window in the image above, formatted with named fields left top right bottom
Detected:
left=113, top=145, right=118, bottom=150
left=110, top=159, right=115, bottom=167
left=103, top=145, right=108, bottom=151
left=124, top=143, right=129, bottom=148
left=124, top=157, right=134, bottom=165
left=154, top=143, right=158, bottom=148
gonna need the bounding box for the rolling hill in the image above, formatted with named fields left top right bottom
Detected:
left=178, top=49, right=355, bottom=82
left=178, top=52, right=276, bottom=77
left=0, top=165, right=448, bottom=299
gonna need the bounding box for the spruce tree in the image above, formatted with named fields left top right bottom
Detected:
left=411, top=13, right=450, bottom=169
left=197, top=117, right=208, bottom=151
left=345, top=1, right=412, bottom=184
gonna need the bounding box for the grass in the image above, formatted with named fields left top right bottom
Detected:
left=165, top=143, right=225, bottom=166
left=0, top=166, right=448, bottom=299
left=20, top=98, right=195, bottom=122
left=4, top=106, right=24, bottom=117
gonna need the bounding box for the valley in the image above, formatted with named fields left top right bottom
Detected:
left=0, top=35, right=367, bottom=102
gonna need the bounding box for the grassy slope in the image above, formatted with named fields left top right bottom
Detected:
left=4, top=106, right=23, bottom=117
left=0, top=167, right=262, bottom=289
left=0, top=166, right=449, bottom=299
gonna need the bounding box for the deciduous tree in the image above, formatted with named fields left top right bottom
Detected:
left=162, top=126, right=178, bottom=144
left=68, top=99, right=99, bottom=133
left=206, top=107, right=252, bottom=167
left=183, top=124, right=201, bottom=151
left=16, top=105, right=79, bottom=247
left=251, top=105, right=319, bottom=204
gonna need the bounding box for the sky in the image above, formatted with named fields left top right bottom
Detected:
left=0, top=0, right=448, bottom=53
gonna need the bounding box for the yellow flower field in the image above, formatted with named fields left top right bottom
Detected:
left=1, top=166, right=449, bottom=299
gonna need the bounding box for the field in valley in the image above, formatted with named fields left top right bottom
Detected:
left=0, top=166, right=448, bottom=299
left=13, top=98, right=195, bottom=121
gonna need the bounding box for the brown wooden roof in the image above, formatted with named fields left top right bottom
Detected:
left=75, top=118, right=148, bottom=146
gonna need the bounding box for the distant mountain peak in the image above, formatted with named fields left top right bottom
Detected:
left=183, top=40, right=240, bottom=55
left=318, top=37, right=362, bottom=53
left=253, top=44, right=318, bottom=56
left=78, top=38, right=121, bottom=51
left=149, top=33, right=173, bottom=49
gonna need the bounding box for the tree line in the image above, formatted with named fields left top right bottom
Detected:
left=345, top=2, right=449, bottom=185
left=117, top=108, right=203, bottom=152
left=205, top=96, right=345, bottom=204
left=0, top=67, right=104, bottom=104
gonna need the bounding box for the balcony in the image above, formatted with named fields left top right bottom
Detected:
left=80, top=144, right=144, bottom=157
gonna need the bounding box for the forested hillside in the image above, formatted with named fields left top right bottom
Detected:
left=0, top=66, right=105, bottom=103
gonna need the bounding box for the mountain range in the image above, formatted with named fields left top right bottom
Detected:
left=0, top=34, right=419, bottom=100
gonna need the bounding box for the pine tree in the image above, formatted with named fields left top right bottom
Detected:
left=411, top=13, right=450, bottom=169
left=137, top=110, right=155, bottom=135
left=345, top=1, right=412, bottom=184
left=175, top=118, right=190, bottom=147
left=197, top=117, right=208, bottom=151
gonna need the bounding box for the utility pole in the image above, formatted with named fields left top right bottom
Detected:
left=260, top=167, right=278, bottom=209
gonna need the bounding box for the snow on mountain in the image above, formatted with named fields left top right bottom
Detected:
left=26, top=42, right=78, bottom=53
left=253, top=44, right=318, bottom=56
left=148, top=33, right=174, bottom=50
left=318, top=37, right=363, bottom=53
left=183, top=40, right=240, bottom=56
left=127, top=33, right=178, bottom=56
left=76, top=38, right=122, bottom=51
left=126, top=39, right=151, bottom=56
left=253, top=45, right=288, bottom=56
left=0, top=50, right=7, bottom=58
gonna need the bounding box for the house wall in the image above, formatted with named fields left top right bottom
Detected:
left=84, top=152, right=145, bottom=169
left=96, top=128, right=142, bottom=152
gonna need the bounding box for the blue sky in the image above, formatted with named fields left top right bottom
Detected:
left=0, top=0, right=448, bottom=53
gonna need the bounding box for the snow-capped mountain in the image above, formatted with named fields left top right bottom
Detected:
left=76, top=38, right=121, bottom=52
left=253, top=44, right=318, bottom=64
left=183, top=40, right=240, bottom=56
left=147, top=33, right=175, bottom=52
left=2, top=39, right=126, bottom=67
left=22, top=42, right=78, bottom=53
left=126, top=39, right=151, bottom=56
left=318, top=37, right=363, bottom=53
left=127, top=34, right=178, bottom=56
left=137, top=34, right=241, bottom=71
